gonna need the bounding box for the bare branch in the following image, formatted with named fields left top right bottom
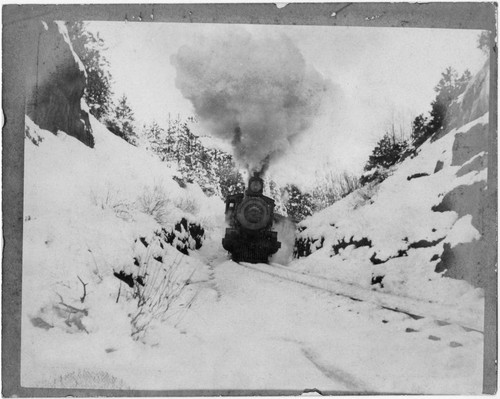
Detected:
left=77, top=275, right=88, bottom=303
left=116, top=282, right=122, bottom=303
left=55, top=292, right=88, bottom=315
left=86, top=247, right=103, bottom=282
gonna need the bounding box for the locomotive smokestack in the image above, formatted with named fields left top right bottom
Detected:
left=256, top=155, right=270, bottom=177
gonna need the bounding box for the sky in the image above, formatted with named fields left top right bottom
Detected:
left=86, top=21, right=487, bottom=188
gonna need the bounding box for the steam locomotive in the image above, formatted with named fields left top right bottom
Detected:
left=222, top=172, right=281, bottom=263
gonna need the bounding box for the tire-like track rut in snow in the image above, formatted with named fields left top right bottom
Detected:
left=300, top=347, right=372, bottom=392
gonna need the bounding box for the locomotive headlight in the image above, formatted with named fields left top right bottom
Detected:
left=244, top=204, right=264, bottom=223
left=249, top=180, right=263, bottom=193
left=236, top=197, right=270, bottom=230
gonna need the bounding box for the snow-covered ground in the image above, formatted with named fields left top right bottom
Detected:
left=21, top=63, right=487, bottom=393
left=23, top=248, right=484, bottom=394
left=22, top=254, right=483, bottom=392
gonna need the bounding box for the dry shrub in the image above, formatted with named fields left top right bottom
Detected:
left=174, top=195, right=199, bottom=215
left=47, top=369, right=129, bottom=389
left=313, top=170, right=361, bottom=211
left=130, top=237, right=198, bottom=339
left=90, top=187, right=133, bottom=221
left=137, top=184, right=171, bottom=225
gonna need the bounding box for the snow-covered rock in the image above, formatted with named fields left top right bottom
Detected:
left=25, top=21, right=94, bottom=147
left=447, top=60, right=490, bottom=131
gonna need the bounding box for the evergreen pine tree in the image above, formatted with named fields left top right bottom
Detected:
left=105, top=95, right=138, bottom=145
left=411, top=114, right=430, bottom=148
left=284, top=184, right=313, bottom=222
left=141, top=121, right=166, bottom=155
left=477, top=31, right=491, bottom=56
left=67, top=22, right=113, bottom=120
left=411, top=67, right=472, bottom=147
left=215, top=153, right=245, bottom=198
left=364, top=132, right=409, bottom=172
left=268, top=180, right=287, bottom=216
left=140, top=116, right=246, bottom=199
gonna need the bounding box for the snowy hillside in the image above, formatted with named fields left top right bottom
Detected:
left=22, top=113, right=225, bottom=384
left=290, top=61, right=490, bottom=328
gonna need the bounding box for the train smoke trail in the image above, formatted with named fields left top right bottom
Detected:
left=171, top=28, right=336, bottom=174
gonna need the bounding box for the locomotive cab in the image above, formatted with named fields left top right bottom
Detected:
left=222, top=172, right=281, bottom=263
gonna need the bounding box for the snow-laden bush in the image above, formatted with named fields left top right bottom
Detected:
left=359, top=165, right=393, bottom=186
left=353, top=181, right=380, bottom=209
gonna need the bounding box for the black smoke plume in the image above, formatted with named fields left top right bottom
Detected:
left=171, top=28, right=336, bottom=173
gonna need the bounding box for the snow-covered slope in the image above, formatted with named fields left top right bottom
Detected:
left=22, top=113, right=225, bottom=385
left=290, top=62, right=490, bottom=323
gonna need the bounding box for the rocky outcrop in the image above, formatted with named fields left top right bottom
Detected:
left=26, top=21, right=94, bottom=147
left=430, top=62, right=490, bottom=287
left=448, top=61, right=490, bottom=130
left=293, top=236, right=324, bottom=258
left=451, top=123, right=489, bottom=167
left=435, top=241, right=487, bottom=286
left=432, top=181, right=487, bottom=230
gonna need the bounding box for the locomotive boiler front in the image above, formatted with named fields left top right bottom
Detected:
left=222, top=173, right=281, bottom=263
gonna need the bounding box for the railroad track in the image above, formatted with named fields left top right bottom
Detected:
left=237, top=261, right=484, bottom=333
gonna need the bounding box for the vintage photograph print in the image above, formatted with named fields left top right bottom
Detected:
left=3, top=3, right=496, bottom=396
